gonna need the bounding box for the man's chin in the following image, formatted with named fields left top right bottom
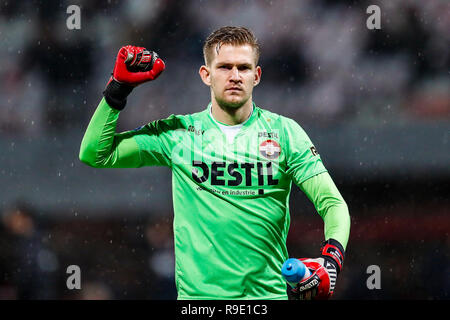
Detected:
left=216, top=97, right=248, bottom=109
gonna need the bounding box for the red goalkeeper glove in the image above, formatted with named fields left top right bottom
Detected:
left=288, top=239, right=345, bottom=300
left=103, top=45, right=165, bottom=110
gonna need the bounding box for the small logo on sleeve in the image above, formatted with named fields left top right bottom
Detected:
left=310, top=146, right=319, bottom=156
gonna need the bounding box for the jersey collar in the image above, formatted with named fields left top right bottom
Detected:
left=206, top=102, right=258, bottom=130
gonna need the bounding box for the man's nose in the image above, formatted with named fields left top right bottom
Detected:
left=229, top=67, right=241, bottom=81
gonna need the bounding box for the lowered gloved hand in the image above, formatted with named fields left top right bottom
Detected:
left=288, top=239, right=345, bottom=300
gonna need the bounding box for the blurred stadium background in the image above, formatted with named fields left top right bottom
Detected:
left=0, top=0, right=448, bottom=299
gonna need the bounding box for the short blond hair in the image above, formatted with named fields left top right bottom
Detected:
left=203, top=26, right=260, bottom=66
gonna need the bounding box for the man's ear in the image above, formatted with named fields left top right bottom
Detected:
left=199, top=65, right=211, bottom=86
left=254, top=66, right=262, bottom=86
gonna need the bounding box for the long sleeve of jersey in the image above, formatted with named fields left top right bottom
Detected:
left=299, top=172, right=350, bottom=249
left=79, top=97, right=173, bottom=168
left=281, top=117, right=350, bottom=250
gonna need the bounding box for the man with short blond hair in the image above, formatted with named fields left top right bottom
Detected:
left=79, top=26, right=350, bottom=300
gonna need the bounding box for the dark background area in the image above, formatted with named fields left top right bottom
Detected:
left=0, top=0, right=448, bottom=299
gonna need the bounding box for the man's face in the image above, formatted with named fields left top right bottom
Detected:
left=200, top=44, right=261, bottom=109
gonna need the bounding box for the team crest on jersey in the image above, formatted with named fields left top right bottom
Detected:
left=259, top=139, right=281, bottom=159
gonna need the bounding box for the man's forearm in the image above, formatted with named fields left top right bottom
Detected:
left=79, top=45, right=165, bottom=169
left=299, top=172, right=350, bottom=249
left=79, top=98, right=141, bottom=168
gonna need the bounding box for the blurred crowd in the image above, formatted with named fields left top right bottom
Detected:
left=0, top=201, right=177, bottom=299
left=0, top=0, right=448, bottom=136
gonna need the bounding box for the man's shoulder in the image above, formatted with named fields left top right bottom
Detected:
left=184, top=108, right=210, bottom=121
left=256, top=105, right=300, bottom=127
left=255, top=106, right=311, bottom=144
left=149, top=108, right=208, bottom=126
left=167, top=108, right=209, bottom=122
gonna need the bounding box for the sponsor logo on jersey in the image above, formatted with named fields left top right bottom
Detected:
left=258, top=131, right=279, bottom=139
left=188, top=125, right=204, bottom=136
left=192, top=161, right=279, bottom=187
left=259, top=140, right=281, bottom=160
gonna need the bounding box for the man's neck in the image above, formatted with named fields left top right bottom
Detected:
left=211, top=98, right=253, bottom=126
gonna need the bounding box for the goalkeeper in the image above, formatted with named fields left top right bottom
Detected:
left=79, top=26, right=350, bottom=300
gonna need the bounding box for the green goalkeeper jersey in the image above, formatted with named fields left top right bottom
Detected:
left=80, top=98, right=350, bottom=300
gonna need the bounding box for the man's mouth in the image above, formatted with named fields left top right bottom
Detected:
left=226, top=87, right=243, bottom=91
